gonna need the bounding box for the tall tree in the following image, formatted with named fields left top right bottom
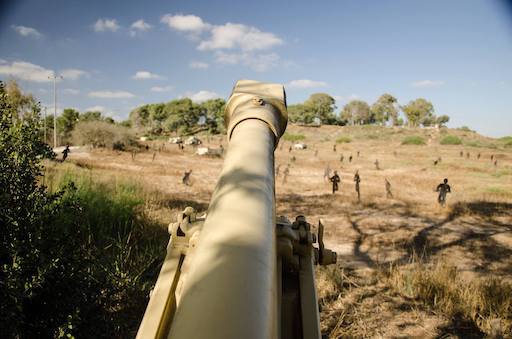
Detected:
left=436, top=114, right=450, bottom=127
left=303, top=93, right=337, bottom=124
left=201, top=98, right=226, bottom=133
left=402, top=98, right=434, bottom=127
left=5, top=80, right=36, bottom=118
left=57, top=108, right=80, bottom=142
left=342, top=100, right=370, bottom=125
left=370, top=94, right=398, bottom=125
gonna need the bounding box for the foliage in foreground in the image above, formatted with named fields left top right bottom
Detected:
left=0, top=82, right=166, bottom=337
left=388, top=261, right=512, bottom=336
left=317, top=260, right=512, bottom=338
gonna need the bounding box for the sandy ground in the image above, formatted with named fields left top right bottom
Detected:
left=63, top=125, right=512, bottom=337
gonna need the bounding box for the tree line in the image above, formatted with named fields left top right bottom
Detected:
left=129, top=98, right=226, bottom=135
left=288, top=93, right=449, bottom=127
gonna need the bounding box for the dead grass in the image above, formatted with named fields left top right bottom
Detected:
left=58, top=124, right=512, bottom=338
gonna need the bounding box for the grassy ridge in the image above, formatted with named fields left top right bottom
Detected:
left=44, top=164, right=167, bottom=337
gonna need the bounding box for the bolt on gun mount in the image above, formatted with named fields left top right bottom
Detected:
left=136, top=80, right=337, bottom=339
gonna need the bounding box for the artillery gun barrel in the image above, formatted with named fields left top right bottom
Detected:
left=168, top=80, right=287, bottom=339
left=137, top=80, right=335, bottom=339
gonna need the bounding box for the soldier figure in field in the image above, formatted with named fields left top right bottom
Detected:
left=182, top=170, right=192, bottom=186
left=283, top=165, right=290, bottom=184
left=385, top=178, right=393, bottom=198
left=323, top=164, right=331, bottom=181
left=340, top=154, right=344, bottom=162
left=374, top=159, right=380, bottom=170
left=494, top=160, right=498, bottom=167
left=460, top=150, right=463, bottom=157
left=314, top=149, right=318, bottom=157
left=491, top=154, right=494, bottom=161
left=477, top=153, right=481, bottom=159
left=62, top=144, right=70, bottom=162
left=354, top=170, right=361, bottom=202
left=466, top=152, right=470, bottom=159
left=357, top=151, right=360, bottom=157
left=289, top=145, right=292, bottom=152
left=330, top=171, right=341, bottom=194
left=436, top=178, right=451, bottom=206
left=349, top=155, right=353, bottom=163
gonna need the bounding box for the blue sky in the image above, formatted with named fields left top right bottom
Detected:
left=0, top=0, right=511, bottom=137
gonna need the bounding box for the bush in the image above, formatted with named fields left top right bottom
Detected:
left=0, top=83, right=166, bottom=337
left=336, top=136, right=352, bottom=143
left=282, top=133, right=305, bottom=142
left=401, top=135, right=425, bottom=145
left=458, top=126, right=474, bottom=132
left=72, top=120, right=136, bottom=150
left=440, top=135, right=462, bottom=145
left=500, top=136, right=512, bottom=148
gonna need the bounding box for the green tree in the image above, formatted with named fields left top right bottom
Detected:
left=5, top=80, right=37, bottom=118
left=436, top=114, right=450, bottom=127
left=288, top=103, right=316, bottom=124
left=164, top=98, right=202, bottom=134
left=56, top=108, right=80, bottom=142
left=129, top=105, right=151, bottom=129
left=370, top=94, right=398, bottom=125
left=402, top=98, right=434, bottom=127
left=80, top=110, right=103, bottom=122
left=342, top=100, right=371, bottom=125
left=201, top=98, right=226, bottom=133
left=303, top=93, right=337, bottom=124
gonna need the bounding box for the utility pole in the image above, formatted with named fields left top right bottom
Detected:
left=43, top=106, right=47, bottom=143
left=48, top=72, right=63, bottom=149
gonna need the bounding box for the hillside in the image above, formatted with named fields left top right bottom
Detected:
left=57, top=124, right=512, bottom=337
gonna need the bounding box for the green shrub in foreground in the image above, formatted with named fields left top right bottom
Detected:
left=401, top=135, right=425, bottom=145
left=440, top=135, right=462, bottom=145
left=0, top=82, right=166, bottom=337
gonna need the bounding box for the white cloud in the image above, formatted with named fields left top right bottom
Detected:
left=189, top=61, right=209, bottom=69
left=61, top=68, right=88, bottom=80
left=0, top=60, right=53, bottom=82
left=215, top=51, right=279, bottom=72
left=161, top=14, right=210, bottom=32
left=333, top=94, right=359, bottom=103
left=198, top=23, right=282, bottom=51
left=63, top=88, right=80, bottom=95
left=132, top=71, right=165, bottom=80
left=186, top=90, right=220, bottom=103
left=162, top=14, right=283, bottom=71
left=287, top=79, right=328, bottom=89
left=150, top=86, right=174, bottom=92
left=85, top=105, right=105, bottom=112
left=0, top=60, right=88, bottom=82
left=88, top=90, right=135, bottom=99
left=12, top=25, right=42, bottom=38
left=131, top=19, right=152, bottom=31
left=412, top=80, right=445, bottom=88
left=93, top=18, right=120, bottom=32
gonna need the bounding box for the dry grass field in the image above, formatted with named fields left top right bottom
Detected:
left=51, top=124, right=512, bottom=338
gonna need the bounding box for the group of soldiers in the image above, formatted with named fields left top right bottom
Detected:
left=460, top=150, right=498, bottom=166
left=326, top=168, right=451, bottom=206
